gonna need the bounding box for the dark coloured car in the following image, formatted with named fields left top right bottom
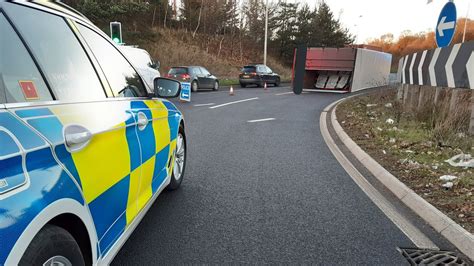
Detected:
left=166, top=66, right=219, bottom=92
left=239, top=64, right=280, bottom=88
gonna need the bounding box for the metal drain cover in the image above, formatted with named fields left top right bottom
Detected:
left=398, top=247, right=468, bottom=265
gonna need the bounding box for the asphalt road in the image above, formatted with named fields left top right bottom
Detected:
left=112, top=85, right=414, bottom=264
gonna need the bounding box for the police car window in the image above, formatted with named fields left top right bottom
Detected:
left=0, top=13, right=52, bottom=103
left=77, top=24, right=148, bottom=98
left=3, top=3, right=105, bottom=102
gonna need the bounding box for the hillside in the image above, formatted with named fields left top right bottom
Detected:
left=123, top=27, right=292, bottom=80
left=63, top=0, right=355, bottom=81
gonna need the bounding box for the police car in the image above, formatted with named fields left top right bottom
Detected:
left=0, top=2, right=186, bottom=265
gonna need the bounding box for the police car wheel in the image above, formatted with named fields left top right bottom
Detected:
left=191, top=81, right=198, bottom=92
left=20, top=225, right=84, bottom=266
left=168, top=126, right=186, bottom=191
left=213, top=81, right=219, bottom=91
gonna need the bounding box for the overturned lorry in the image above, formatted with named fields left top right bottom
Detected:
left=292, top=46, right=392, bottom=93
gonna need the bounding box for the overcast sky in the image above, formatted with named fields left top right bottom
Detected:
left=296, top=0, right=473, bottom=43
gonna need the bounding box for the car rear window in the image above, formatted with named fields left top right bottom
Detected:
left=242, top=66, right=256, bottom=73
left=169, top=67, right=188, bottom=75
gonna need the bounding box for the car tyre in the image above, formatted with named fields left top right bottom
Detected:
left=240, top=83, right=246, bottom=88
left=274, top=78, right=280, bottom=87
left=213, top=81, right=219, bottom=91
left=191, top=80, right=198, bottom=92
left=20, top=224, right=85, bottom=266
left=257, top=81, right=264, bottom=88
left=167, top=125, right=186, bottom=191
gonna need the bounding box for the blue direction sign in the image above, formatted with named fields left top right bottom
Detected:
left=180, top=82, right=191, bottom=102
left=436, top=1, right=457, bottom=48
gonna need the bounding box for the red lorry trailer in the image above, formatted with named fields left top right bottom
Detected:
left=292, top=47, right=392, bottom=93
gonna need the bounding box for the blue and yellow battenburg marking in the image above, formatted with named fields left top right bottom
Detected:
left=10, top=99, right=181, bottom=255
left=0, top=111, right=84, bottom=263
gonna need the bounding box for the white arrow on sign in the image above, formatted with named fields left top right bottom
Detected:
left=437, top=16, right=455, bottom=37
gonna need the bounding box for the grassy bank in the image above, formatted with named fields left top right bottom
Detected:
left=337, top=87, right=473, bottom=233
left=123, top=28, right=292, bottom=80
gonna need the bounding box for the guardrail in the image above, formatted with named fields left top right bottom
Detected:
left=397, top=41, right=474, bottom=89
left=396, top=41, right=474, bottom=134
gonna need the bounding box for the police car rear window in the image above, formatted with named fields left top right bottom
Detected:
left=0, top=13, right=52, bottom=103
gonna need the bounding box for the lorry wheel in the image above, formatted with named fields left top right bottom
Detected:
left=20, top=225, right=85, bottom=266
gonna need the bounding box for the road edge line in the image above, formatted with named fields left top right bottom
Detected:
left=326, top=98, right=474, bottom=260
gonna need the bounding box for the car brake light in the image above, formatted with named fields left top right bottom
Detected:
left=181, top=74, right=190, bottom=79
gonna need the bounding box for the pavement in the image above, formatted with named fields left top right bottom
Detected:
left=112, top=85, right=442, bottom=264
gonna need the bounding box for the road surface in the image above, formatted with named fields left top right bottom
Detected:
left=112, top=85, right=442, bottom=264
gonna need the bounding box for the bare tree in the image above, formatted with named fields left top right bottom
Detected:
left=192, top=0, right=204, bottom=39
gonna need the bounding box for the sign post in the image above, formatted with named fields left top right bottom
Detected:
left=436, top=1, right=457, bottom=48
left=180, top=82, right=191, bottom=102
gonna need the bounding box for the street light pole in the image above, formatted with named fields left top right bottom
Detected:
left=462, top=1, right=471, bottom=42
left=264, top=0, right=268, bottom=65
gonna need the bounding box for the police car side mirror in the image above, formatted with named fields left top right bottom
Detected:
left=154, top=77, right=181, bottom=98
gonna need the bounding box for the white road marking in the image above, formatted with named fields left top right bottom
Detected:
left=320, top=101, right=438, bottom=249
left=193, top=103, right=215, bottom=107
left=209, top=97, right=258, bottom=109
left=247, top=118, right=275, bottom=123
left=275, top=92, right=293, bottom=96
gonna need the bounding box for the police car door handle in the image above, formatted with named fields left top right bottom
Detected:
left=64, top=125, right=92, bottom=153
left=137, top=112, right=148, bottom=131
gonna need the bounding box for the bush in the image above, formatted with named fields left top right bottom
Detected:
left=397, top=85, right=472, bottom=147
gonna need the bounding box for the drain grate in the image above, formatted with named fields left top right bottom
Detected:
left=398, top=247, right=468, bottom=265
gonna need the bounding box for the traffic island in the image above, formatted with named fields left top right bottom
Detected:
left=337, top=87, right=473, bottom=232
left=331, top=87, right=473, bottom=260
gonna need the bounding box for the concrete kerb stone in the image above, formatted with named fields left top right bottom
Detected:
left=329, top=98, right=474, bottom=261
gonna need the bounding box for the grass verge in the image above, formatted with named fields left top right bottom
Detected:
left=337, top=87, right=473, bottom=233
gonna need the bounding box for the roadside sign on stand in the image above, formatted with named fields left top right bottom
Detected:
left=180, top=82, right=191, bottom=102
